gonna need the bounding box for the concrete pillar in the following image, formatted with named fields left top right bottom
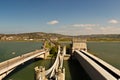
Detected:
left=34, top=66, right=47, bottom=80
left=62, top=68, right=65, bottom=80
left=58, top=45, right=60, bottom=51
left=63, top=46, right=66, bottom=55
left=56, top=68, right=65, bottom=80
left=44, top=51, right=49, bottom=59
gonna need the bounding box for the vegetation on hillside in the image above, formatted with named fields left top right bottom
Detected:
left=0, top=32, right=120, bottom=41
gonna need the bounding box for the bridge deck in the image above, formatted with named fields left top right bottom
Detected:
left=75, top=50, right=120, bottom=80
left=0, top=49, right=46, bottom=76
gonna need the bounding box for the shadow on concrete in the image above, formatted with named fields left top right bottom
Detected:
left=67, top=57, right=92, bottom=80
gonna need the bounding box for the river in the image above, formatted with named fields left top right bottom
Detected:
left=87, top=41, right=120, bottom=70
left=0, top=41, right=120, bottom=80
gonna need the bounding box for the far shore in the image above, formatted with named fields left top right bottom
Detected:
left=0, top=40, right=120, bottom=42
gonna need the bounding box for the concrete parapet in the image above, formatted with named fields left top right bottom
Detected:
left=35, top=50, right=49, bottom=59
left=56, top=68, right=65, bottom=80
left=74, top=50, right=117, bottom=80
left=34, top=66, right=47, bottom=80
left=81, top=50, right=120, bottom=80
left=63, top=54, right=70, bottom=60
left=0, top=68, right=14, bottom=80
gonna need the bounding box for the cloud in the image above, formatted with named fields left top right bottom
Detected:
left=47, top=20, right=59, bottom=25
left=108, top=19, right=119, bottom=24
left=100, top=26, right=120, bottom=33
left=85, top=27, right=93, bottom=30
left=72, top=24, right=99, bottom=27
left=52, top=21, right=120, bottom=35
left=53, top=24, right=120, bottom=35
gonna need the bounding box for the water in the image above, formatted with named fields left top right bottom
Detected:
left=0, top=41, right=120, bottom=80
left=87, top=42, right=120, bottom=70
left=0, top=41, right=52, bottom=80
left=0, top=41, right=43, bottom=62
left=4, top=59, right=52, bottom=80
left=64, top=59, right=91, bottom=80
left=0, top=41, right=91, bottom=80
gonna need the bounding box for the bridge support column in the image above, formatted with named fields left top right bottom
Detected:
left=34, top=66, right=47, bottom=80
left=44, top=51, right=49, bottom=59
left=63, top=46, right=66, bottom=55
left=35, top=50, right=49, bottom=59
left=56, top=68, right=65, bottom=80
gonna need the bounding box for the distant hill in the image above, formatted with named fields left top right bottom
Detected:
left=76, top=34, right=120, bottom=41
left=0, top=32, right=70, bottom=41
left=0, top=32, right=120, bottom=41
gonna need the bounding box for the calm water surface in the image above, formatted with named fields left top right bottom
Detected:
left=0, top=41, right=52, bottom=80
left=0, top=41, right=42, bottom=62
left=0, top=41, right=120, bottom=80
left=88, top=42, right=120, bottom=70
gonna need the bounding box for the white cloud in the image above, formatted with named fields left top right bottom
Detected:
left=53, top=24, right=120, bottom=35
left=47, top=20, right=59, bottom=25
left=108, top=19, right=119, bottom=24
left=100, top=26, right=120, bottom=33
left=72, top=24, right=99, bottom=27
left=52, top=21, right=120, bottom=35
left=85, top=27, right=93, bottom=30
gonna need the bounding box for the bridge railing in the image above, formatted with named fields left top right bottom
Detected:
left=59, top=46, right=66, bottom=68
left=49, top=46, right=65, bottom=79
left=35, top=46, right=65, bottom=80
left=80, top=50, right=120, bottom=79
left=0, top=49, right=46, bottom=75
left=45, top=46, right=61, bottom=76
left=75, top=50, right=118, bottom=80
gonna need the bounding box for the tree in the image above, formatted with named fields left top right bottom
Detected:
left=50, top=46, right=58, bottom=55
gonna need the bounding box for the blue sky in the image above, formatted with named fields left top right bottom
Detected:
left=0, top=0, right=120, bottom=35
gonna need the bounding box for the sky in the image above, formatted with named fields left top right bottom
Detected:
left=0, top=0, right=120, bottom=35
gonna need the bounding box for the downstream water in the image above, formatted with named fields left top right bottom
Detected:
left=0, top=41, right=120, bottom=80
